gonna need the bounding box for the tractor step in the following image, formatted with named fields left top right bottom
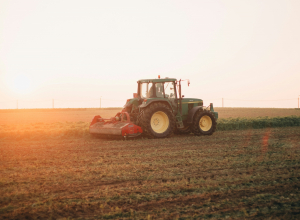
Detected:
left=176, top=115, right=184, bottom=128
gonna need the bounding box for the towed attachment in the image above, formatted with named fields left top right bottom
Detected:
left=89, top=112, right=143, bottom=137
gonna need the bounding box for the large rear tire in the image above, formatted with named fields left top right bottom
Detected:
left=138, top=103, right=175, bottom=138
left=192, top=110, right=217, bottom=136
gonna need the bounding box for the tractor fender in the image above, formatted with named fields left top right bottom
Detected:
left=186, top=106, right=203, bottom=124
left=139, top=100, right=172, bottom=111
left=124, top=98, right=140, bottom=108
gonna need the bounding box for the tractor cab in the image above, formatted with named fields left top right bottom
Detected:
left=137, top=78, right=178, bottom=112
left=138, top=78, right=177, bottom=98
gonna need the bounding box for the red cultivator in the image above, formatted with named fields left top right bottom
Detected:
left=89, top=111, right=143, bottom=138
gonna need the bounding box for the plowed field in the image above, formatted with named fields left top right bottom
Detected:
left=1, top=126, right=300, bottom=219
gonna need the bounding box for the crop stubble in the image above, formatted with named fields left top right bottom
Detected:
left=0, top=124, right=300, bottom=219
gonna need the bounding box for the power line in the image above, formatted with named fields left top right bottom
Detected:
left=55, top=99, right=99, bottom=102
left=226, top=98, right=297, bottom=101
left=1, top=97, right=298, bottom=102
left=0, top=101, right=16, bottom=103
left=18, top=100, right=53, bottom=102
left=0, top=97, right=299, bottom=109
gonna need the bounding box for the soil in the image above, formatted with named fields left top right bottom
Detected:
left=1, top=127, right=299, bottom=219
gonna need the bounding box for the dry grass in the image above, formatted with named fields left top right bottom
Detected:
left=0, top=108, right=121, bottom=125
left=0, top=121, right=90, bottom=141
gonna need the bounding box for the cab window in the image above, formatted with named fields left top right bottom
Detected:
left=155, top=83, right=164, bottom=98
left=164, top=82, right=176, bottom=99
left=140, top=82, right=153, bottom=98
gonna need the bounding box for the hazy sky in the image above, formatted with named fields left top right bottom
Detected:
left=0, top=0, right=300, bottom=109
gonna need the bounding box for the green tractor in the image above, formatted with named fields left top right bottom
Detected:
left=90, top=77, right=218, bottom=138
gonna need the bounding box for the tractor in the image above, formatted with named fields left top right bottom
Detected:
left=89, top=77, right=218, bottom=138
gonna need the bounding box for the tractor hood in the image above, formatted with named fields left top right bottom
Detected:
left=181, top=98, right=203, bottom=104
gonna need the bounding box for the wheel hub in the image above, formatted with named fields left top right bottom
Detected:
left=151, top=111, right=169, bottom=133
left=199, top=115, right=212, bottom=132
left=153, top=118, right=159, bottom=126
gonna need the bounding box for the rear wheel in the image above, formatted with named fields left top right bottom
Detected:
left=138, top=102, right=175, bottom=138
left=192, top=110, right=217, bottom=136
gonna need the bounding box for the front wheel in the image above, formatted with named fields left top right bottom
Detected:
left=192, top=110, right=217, bottom=136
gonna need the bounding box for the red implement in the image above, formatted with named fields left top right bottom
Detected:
left=89, top=112, right=143, bottom=137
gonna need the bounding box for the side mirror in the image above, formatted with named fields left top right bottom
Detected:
left=182, top=95, right=185, bottom=98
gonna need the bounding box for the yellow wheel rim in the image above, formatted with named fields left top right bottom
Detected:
left=151, top=111, right=169, bottom=133
left=199, top=115, right=212, bottom=132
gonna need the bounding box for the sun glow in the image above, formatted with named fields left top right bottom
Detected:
left=8, top=75, right=33, bottom=95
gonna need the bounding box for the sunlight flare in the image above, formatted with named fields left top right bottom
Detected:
left=8, top=74, right=33, bottom=95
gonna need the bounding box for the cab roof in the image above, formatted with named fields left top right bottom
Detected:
left=137, top=78, right=177, bottom=83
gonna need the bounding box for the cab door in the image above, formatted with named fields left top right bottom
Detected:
left=164, top=82, right=177, bottom=112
